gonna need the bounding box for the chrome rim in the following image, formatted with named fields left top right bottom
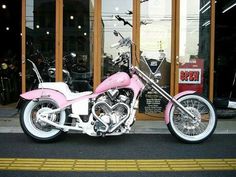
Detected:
left=23, top=100, right=66, bottom=139
left=31, top=101, right=58, bottom=132
left=170, top=95, right=216, bottom=141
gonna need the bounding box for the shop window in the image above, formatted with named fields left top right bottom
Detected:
left=139, top=0, right=172, bottom=114
left=25, top=0, right=56, bottom=91
left=0, top=0, right=21, bottom=104
left=101, top=0, right=133, bottom=79
left=215, top=0, right=236, bottom=99
left=63, top=0, right=94, bottom=92
left=178, top=0, right=211, bottom=97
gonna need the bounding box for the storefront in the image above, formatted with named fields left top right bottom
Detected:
left=20, top=0, right=216, bottom=119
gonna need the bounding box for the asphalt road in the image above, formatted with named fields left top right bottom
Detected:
left=0, top=133, right=236, bottom=177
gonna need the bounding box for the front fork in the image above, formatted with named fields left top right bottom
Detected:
left=134, top=66, right=196, bottom=119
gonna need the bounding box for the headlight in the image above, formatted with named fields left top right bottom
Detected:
left=1, top=63, right=8, bottom=70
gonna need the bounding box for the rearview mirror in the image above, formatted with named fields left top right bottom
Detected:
left=113, top=30, right=119, bottom=37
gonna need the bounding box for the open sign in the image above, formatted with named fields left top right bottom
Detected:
left=179, top=59, right=204, bottom=94
left=179, top=68, right=201, bottom=84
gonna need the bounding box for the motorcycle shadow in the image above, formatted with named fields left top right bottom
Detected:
left=58, top=133, right=177, bottom=145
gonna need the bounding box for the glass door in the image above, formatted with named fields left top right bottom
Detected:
left=101, top=0, right=133, bottom=80
left=63, top=0, right=94, bottom=92
left=176, top=0, right=212, bottom=97
left=138, top=0, right=172, bottom=115
left=25, top=0, right=56, bottom=91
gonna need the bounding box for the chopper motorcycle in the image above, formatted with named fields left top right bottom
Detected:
left=18, top=31, right=217, bottom=143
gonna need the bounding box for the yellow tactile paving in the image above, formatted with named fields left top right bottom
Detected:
left=0, top=158, right=236, bottom=172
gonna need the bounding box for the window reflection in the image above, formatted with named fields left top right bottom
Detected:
left=26, top=0, right=56, bottom=90
left=63, top=0, right=94, bottom=92
left=140, top=0, right=172, bottom=91
left=215, top=0, right=236, bottom=99
left=139, top=0, right=172, bottom=114
left=178, top=0, right=211, bottom=96
left=102, top=0, right=132, bottom=79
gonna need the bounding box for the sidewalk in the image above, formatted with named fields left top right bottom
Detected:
left=0, top=114, right=236, bottom=134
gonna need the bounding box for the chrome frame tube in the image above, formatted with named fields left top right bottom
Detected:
left=109, top=103, right=131, bottom=133
left=134, top=66, right=195, bottom=119
left=38, top=108, right=83, bottom=132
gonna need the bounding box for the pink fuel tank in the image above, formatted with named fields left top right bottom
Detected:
left=95, top=72, right=131, bottom=93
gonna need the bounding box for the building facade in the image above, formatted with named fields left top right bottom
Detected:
left=21, top=0, right=216, bottom=119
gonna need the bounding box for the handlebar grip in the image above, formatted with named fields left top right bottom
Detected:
left=110, top=43, right=120, bottom=48
left=112, top=56, right=120, bottom=63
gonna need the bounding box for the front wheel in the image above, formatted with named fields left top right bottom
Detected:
left=20, top=99, right=66, bottom=142
left=167, top=94, right=217, bottom=143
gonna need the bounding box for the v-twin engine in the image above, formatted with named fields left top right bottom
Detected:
left=92, top=89, right=133, bottom=135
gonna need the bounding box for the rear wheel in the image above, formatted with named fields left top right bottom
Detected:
left=20, top=99, right=66, bottom=142
left=167, top=94, right=217, bottom=143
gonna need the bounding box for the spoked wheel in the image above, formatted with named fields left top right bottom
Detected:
left=167, top=94, right=217, bottom=143
left=20, top=99, right=66, bottom=142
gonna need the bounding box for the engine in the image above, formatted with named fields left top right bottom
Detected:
left=92, top=89, right=133, bottom=135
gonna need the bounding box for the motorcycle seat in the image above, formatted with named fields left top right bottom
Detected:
left=38, top=82, right=92, bottom=100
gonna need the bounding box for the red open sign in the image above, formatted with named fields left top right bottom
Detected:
left=179, top=69, right=201, bottom=84
left=179, top=59, right=204, bottom=94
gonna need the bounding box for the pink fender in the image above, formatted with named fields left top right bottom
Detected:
left=164, top=90, right=196, bottom=124
left=20, top=89, right=68, bottom=108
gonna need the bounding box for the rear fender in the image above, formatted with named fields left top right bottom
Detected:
left=164, top=90, right=196, bottom=124
left=20, top=89, right=68, bottom=108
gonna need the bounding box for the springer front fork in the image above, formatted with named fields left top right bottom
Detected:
left=133, top=66, right=195, bottom=119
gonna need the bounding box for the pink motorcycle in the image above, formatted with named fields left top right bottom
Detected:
left=18, top=31, right=217, bottom=143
